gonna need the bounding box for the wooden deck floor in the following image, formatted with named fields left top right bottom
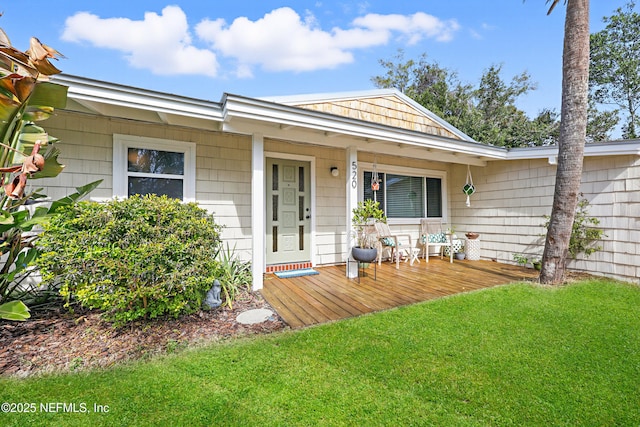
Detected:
left=261, top=258, right=539, bottom=329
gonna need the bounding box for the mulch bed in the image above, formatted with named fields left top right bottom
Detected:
left=0, top=291, right=287, bottom=378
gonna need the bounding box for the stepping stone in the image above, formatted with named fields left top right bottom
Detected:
left=236, top=309, right=274, bottom=325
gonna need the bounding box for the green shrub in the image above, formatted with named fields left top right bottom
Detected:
left=37, top=195, right=225, bottom=324
left=212, top=243, right=253, bottom=309
left=543, top=195, right=605, bottom=259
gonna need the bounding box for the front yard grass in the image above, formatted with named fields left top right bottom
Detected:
left=1, top=278, right=639, bottom=426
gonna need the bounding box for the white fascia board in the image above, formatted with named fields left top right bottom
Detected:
left=506, top=141, right=640, bottom=160
left=54, top=74, right=224, bottom=122
left=261, top=88, right=476, bottom=143
left=224, top=94, right=506, bottom=160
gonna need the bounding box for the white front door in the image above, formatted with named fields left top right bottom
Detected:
left=266, top=158, right=311, bottom=265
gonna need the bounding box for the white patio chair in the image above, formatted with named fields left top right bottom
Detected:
left=420, top=219, right=453, bottom=263
left=374, top=222, right=416, bottom=268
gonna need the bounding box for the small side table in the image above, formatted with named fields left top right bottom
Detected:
left=465, top=238, right=481, bottom=261
left=403, top=247, right=421, bottom=265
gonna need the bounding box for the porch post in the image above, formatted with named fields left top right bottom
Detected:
left=251, top=133, right=264, bottom=291
left=346, top=146, right=358, bottom=278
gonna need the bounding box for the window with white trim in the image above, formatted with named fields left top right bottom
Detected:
left=362, top=169, right=444, bottom=220
left=113, top=135, right=196, bottom=201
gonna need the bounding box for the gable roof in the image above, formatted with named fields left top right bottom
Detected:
left=261, top=89, right=474, bottom=142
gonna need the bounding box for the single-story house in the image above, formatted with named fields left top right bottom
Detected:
left=37, top=74, right=640, bottom=288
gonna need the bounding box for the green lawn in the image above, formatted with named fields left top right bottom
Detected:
left=1, top=279, right=639, bottom=426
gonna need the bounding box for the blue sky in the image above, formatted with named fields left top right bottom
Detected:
left=0, top=1, right=629, bottom=119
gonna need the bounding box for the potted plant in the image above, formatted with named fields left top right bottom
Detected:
left=351, top=200, right=386, bottom=262
left=513, top=253, right=542, bottom=270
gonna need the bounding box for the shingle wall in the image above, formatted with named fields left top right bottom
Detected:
left=449, top=156, right=640, bottom=283
left=35, top=111, right=254, bottom=259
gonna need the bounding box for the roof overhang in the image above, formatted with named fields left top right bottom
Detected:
left=506, top=142, right=640, bottom=164
left=53, top=74, right=224, bottom=131
left=222, top=93, right=504, bottom=167
left=262, top=88, right=477, bottom=142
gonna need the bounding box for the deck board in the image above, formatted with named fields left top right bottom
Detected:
left=261, top=259, right=539, bottom=328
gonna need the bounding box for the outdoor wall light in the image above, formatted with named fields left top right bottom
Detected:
left=330, top=167, right=339, bottom=177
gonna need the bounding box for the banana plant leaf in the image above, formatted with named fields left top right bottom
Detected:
left=0, top=80, right=67, bottom=154
left=28, top=81, right=67, bottom=110
left=47, top=180, right=103, bottom=214
left=0, top=180, right=102, bottom=234
left=0, top=300, right=30, bottom=321
left=10, top=122, right=58, bottom=166
left=31, top=146, right=65, bottom=179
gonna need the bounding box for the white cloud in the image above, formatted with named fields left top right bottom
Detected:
left=62, top=6, right=460, bottom=78
left=469, top=29, right=483, bottom=40
left=61, top=6, right=219, bottom=77
left=353, top=12, right=460, bottom=44
left=196, top=7, right=354, bottom=73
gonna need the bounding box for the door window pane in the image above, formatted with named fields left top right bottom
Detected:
left=298, top=166, right=305, bottom=192
left=272, top=164, right=279, bottom=191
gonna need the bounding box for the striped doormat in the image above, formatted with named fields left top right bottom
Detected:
left=274, top=268, right=319, bottom=279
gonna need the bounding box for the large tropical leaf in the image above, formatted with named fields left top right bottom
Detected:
left=47, top=180, right=103, bottom=214
left=25, top=37, right=65, bottom=75
left=0, top=209, right=28, bottom=234
left=0, top=209, right=12, bottom=225
left=8, top=122, right=59, bottom=167
left=0, top=300, right=30, bottom=321
left=31, top=146, right=65, bottom=179
left=28, top=81, right=67, bottom=109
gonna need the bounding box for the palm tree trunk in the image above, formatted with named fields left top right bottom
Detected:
left=540, top=0, right=590, bottom=284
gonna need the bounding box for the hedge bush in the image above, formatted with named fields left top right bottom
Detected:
left=37, top=195, right=226, bottom=324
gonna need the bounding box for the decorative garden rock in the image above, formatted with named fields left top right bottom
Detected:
left=236, top=309, right=274, bottom=325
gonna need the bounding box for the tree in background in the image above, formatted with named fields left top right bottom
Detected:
left=372, top=6, right=627, bottom=147
left=587, top=99, right=619, bottom=142
left=473, top=64, right=537, bottom=147
left=372, top=51, right=563, bottom=147
left=540, top=0, right=590, bottom=284
left=590, top=1, right=640, bottom=139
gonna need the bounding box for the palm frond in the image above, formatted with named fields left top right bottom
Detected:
left=546, top=0, right=563, bottom=15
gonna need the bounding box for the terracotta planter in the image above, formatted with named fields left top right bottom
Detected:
left=352, top=247, right=378, bottom=263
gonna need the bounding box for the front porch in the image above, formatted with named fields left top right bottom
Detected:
left=260, top=258, right=540, bottom=328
